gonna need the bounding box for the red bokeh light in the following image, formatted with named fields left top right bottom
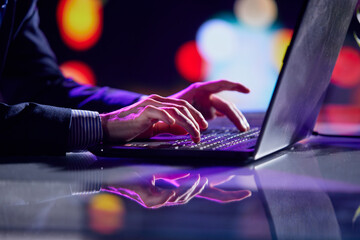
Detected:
left=331, top=46, right=360, bottom=88
left=316, top=104, right=360, bottom=135
left=60, top=61, right=96, bottom=86
left=175, top=41, right=208, bottom=83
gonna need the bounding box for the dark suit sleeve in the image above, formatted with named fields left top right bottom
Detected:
left=1, top=0, right=143, bottom=113
left=0, top=102, right=71, bottom=155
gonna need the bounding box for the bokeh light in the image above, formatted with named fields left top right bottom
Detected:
left=57, top=0, right=103, bottom=51
left=88, top=193, right=125, bottom=235
left=175, top=41, right=207, bottom=82
left=331, top=46, right=360, bottom=88
left=234, top=0, right=278, bottom=29
left=60, top=61, right=96, bottom=86
left=196, top=17, right=277, bottom=111
left=271, top=29, right=293, bottom=71
left=316, top=105, right=360, bottom=135
left=196, top=19, right=240, bottom=63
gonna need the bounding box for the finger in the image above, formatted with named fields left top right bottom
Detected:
left=148, top=95, right=208, bottom=129
left=170, top=104, right=200, bottom=131
left=171, top=174, right=201, bottom=203
left=195, top=80, right=250, bottom=95
left=143, top=99, right=201, bottom=131
left=139, top=97, right=204, bottom=131
left=137, top=121, right=188, bottom=140
left=210, top=95, right=249, bottom=132
left=233, top=106, right=250, bottom=131
left=196, top=188, right=252, bottom=203
left=153, top=122, right=188, bottom=136
left=176, top=176, right=208, bottom=204
left=141, top=105, right=176, bottom=126
left=162, top=107, right=201, bottom=143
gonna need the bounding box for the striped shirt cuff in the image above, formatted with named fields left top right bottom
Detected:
left=68, top=110, right=103, bottom=151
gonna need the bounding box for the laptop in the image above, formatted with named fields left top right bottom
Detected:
left=95, top=0, right=357, bottom=161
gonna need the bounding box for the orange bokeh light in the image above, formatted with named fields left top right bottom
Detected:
left=175, top=41, right=208, bottom=83
left=60, top=61, right=96, bottom=86
left=88, top=194, right=125, bottom=235
left=57, top=0, right=103, bottom=51
left=331, top=46, right=360, bottom=88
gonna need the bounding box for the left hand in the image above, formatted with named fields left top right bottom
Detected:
left=170, top=80, right=251, bottom=132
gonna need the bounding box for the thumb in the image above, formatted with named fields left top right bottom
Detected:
left=153, top=122, right=188, bottom=136
left=136, top=122, right=188, bottom=139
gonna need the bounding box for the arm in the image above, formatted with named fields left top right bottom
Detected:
left=1, top=1, right=142, bottom=112
left=0, top=1, right=251, bottom=155
left=0, top=102, right=71, bottom=155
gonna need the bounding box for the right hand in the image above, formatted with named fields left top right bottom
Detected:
left=100, top=94, right=208, bottom=143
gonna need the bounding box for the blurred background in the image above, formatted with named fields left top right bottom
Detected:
left=37, top=0, right=360, bottom=125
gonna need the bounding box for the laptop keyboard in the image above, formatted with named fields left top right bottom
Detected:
left=171, top=127, right=260, bottom=151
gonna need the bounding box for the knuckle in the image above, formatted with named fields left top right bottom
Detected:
left=171, top=108, right=184, bottom=118
left=171, top=107, right=181, bottom=116
left=144, top=98, right=155, bottom=104
left=192, top=82, right=202, bottom=89
left=144, top=105, right=156, bottom=112
left=178, top=105, right=187, bottom=112
left=220, top=79, right=229, bottom=84
left=149, top=94, right=161, bottom=99
left=178, top=99, right=188, bottom=105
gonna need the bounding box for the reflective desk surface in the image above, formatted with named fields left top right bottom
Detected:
left=1, top=134, right=360, bottom=240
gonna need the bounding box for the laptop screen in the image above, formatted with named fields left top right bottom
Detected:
left=254, top=0, right=358, bottom=159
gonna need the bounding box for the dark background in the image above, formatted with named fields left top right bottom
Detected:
left=37, top=0, right=360, bottom=104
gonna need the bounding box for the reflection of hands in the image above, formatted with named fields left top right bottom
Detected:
left=100, top=95, right=208, bottom=143
left=103, top=173, right=208, bottom=209
left=170, top=80, right=251, bottom=132
left=102, top=172, right=251, bottom=209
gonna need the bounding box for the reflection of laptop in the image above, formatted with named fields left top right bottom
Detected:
left=96, top=0, right=357, bottom=160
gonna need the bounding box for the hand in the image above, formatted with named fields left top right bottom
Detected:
left=103, top=173, right=208, bottom=209
left=100, top=94, right=208, bottom=143
left=170, top=80, right=251, bottom=132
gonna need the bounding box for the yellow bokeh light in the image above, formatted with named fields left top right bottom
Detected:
left=234, top=0, right=278, bottom=28
left=90, top=193, right=124, bottom=212
left=88, top=193, right=125, bottom=234
left=272, top=29, right=293, bottom=70
left=57, top=0, right=103, bottom=50
left=63, top=0, right=101, bottom=42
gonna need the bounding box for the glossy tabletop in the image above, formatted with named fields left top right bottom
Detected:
left=1, top=133, right=360, bottom=240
